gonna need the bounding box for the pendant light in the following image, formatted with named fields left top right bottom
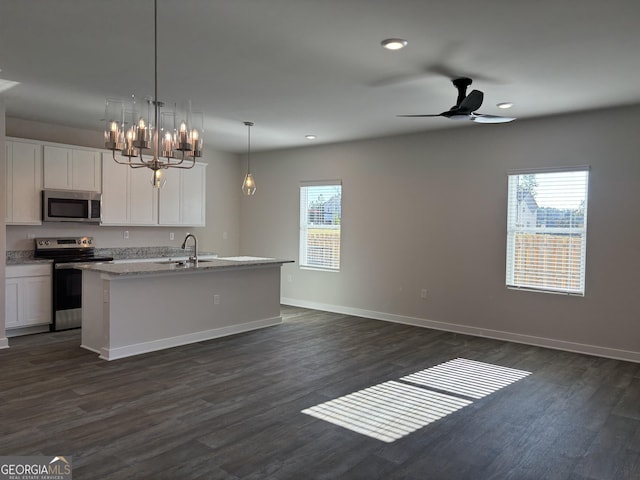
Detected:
left=241, top=121, right=256, bottom=196
left=103, top=0, right=203, bottom=188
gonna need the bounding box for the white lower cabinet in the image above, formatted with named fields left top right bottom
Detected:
left=5, top=264, right=52, bottom=334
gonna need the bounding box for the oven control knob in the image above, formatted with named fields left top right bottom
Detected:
left=88, top=239, right=93, bottom=245
left=45, top=240, right=50, bottom=246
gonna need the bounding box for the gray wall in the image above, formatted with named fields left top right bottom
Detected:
left=5, top=118, right=243, bottom=256
left=239, top=104, right=640, bottom=361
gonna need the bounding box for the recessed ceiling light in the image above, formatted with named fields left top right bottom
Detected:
left=497, top=102, right=513, bottom=109
left=381, top=38, right=408, bottom=50
left=305, top=135, right=317, bottom=140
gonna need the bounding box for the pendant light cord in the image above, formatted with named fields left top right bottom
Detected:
left=153, top=0, right=160, bottom=163
left=244, top=121, right=254, bottom=172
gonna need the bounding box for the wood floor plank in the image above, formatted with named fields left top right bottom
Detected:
left=1, top=305, right=639, bottom=479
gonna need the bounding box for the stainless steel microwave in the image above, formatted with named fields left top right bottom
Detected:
left=42, top=189, right=101, bottom=223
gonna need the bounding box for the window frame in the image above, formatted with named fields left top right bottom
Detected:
left=299, top=180, right=342, bottom=272
left=505, top=166, right=590, bottom=296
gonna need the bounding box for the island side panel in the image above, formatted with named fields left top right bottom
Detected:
left=102, top=265, right=283, bottom=360
left=81, top=269, right=107, bottom=354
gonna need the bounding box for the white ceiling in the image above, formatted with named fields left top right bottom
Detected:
left=1, top=0, right=639, bottom=153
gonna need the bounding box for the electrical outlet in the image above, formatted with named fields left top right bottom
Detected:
left=287, top=274, right=293, bottom=283
left=123, top=230, right=129, bottom=239
left=170, top=232, right=175, bottom=240
left=213, top=294, right=220, bottom=305
left=27, top=233, right=36, bottom=239
left=420, top=289, right=428, bottom=299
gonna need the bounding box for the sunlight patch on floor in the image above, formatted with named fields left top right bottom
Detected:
left=301, top=380, right=472, bottom=443
left=302, top=358, right=532, bottom=442
left=400, top=358, right=531, bottom=399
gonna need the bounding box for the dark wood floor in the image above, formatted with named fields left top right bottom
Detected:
left=1, top=306, right=639, bottom=479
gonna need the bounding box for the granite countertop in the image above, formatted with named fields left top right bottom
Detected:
left=80, top=256, right=294, bottom=277
left=5, top=247, right=217, bottom=266
left=6, top=257, right=53, bottom=266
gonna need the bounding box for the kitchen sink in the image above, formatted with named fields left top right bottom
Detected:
left=155, top=260, right=192, bottom=267
left=155, top=259, right=218, bottom=267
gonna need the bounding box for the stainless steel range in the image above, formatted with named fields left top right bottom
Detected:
left=34, top=237, right=113, bottom=331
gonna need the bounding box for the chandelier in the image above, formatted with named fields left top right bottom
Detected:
left=103, top=0, right=202, bottom=188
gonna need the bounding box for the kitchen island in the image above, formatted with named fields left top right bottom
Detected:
left=80, top=257, right=293, bottom=360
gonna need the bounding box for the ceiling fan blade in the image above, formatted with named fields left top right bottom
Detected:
left=396, top=114, right=443, bottom=117
left=470, top=114, right=516, bottom=123
left=458, top=89, right=483, bottom=113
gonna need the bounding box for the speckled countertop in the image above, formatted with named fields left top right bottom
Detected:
left=5, top=251, right=52, bottom=266
left=5, top=246, right=217, bottom=265
left=80, top=257, right=294, bottom=277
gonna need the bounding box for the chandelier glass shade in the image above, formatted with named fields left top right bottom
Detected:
left=103, top=0, right=202, bottom=188
left=241, top=121, right=256, bottom=196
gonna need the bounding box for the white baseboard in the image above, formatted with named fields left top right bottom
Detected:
left=281, top=297, right=640, bottom=364
left=79, top=344, right=101, bottom=355
left=0, top=337, right=8, bottom=349
left=94, top=316, right=283, bottom=361
left=5, top=324, right=50, bottom=338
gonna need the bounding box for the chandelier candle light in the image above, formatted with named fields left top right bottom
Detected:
left=104, top=0, right=203, bottom=188
left=241, top=121, right=256, bottom=195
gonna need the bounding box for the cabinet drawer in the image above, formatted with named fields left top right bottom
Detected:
left=6, top=264, right=52, bottom=278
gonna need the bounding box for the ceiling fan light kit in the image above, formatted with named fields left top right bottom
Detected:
left=397, top=76, right=516, bottom=124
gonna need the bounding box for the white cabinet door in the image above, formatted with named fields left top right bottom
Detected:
left=5, top=265, right=52, bottom=331
left=181, top=163, right=206, bottom=226
left=129, top=166, right=158, bottom=225
left=100, top=153, right=129, bottom=224
left=158, top=168, right=182, bottom=225
left=43, top=145, right=72, bottom=189
left=101, top=153, right=157, bottom=225
left=158, top=163, right=206, bottom=226
left=5, top=140, right=43, bottom=225
left=72, top=149, right=102, bottom=192
left=44, top=145, right=102, bottom=191
left=22, top=276, right=52, bottom=326
left=5, top=278, right=20, bottom=329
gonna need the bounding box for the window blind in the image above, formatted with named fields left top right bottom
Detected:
left=300, top=181, right=342, bottom=270
left=506, top=169, right=589, bottom=295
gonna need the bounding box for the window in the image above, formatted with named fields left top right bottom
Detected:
left=300, top=181, right=342, bottom=270
left=506, top=168, right=589, bottom=295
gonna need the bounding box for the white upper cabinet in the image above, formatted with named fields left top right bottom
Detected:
left=44, top=145, right=102, bottom=192
left=157, top=168, right=181, bottom=225
left=101, top=153, right=158, bottom=226
left=158, top=162, right=207, bottom=227
left=129, top=163, right=158, bottom=225
left=5, top=140, right=43, bottom=225
left=181, top=163, right=206, bottom=226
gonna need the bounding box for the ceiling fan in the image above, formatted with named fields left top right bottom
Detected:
left=397, top=77, right=515, bottom=123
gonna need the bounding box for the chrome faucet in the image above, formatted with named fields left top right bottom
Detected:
left=181, top=234, right=198, bottom=263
